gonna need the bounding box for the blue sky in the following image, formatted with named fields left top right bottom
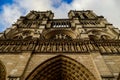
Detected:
left=52, top=0, right=73, bottom=8
left=0, top=0, right=13, bottom=31
left=0, top=0, right=120, bottom=32
left=0, top=0, right=13, bottom=11
left=0, top=0, right=13, bottom=6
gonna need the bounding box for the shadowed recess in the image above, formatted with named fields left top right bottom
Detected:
left=0, top=60, right=6, bottom=80
left=26, top=55, right=96, bottom=80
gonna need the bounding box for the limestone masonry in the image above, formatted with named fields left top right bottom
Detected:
left=0, top=10, right=120, bottom=80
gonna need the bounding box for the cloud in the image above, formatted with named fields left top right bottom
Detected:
left=0, top=0, right=53, bottom=32
left=15, top=0, right=52, bottom=11
left=0, top=0, right=120, bottom=32
left=71, top=0, right=120, bottom=27
left=53, top=2, right=73, bottom=18
left=0, top=3, right=23, bottom=31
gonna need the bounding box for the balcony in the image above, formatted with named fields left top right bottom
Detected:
left=51, top=19, right=71, bottom=28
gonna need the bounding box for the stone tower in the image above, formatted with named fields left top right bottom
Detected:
left=0, top=10, right=120, bottom=80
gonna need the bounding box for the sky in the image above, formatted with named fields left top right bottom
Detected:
left=0, top=0, right=120, bottom=32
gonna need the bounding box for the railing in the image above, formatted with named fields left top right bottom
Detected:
left=80, top=20, right=104, bottom=28
left=51, top=19, right=71, bottom=28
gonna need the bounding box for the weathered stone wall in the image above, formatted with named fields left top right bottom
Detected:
left=0, top=53, right=21, bottom=79
left=1, top=52, right=120, bottom=80
left=0, top=10, right=120, bottom=80
left=0, top=52, right=31, bottom=80
left=23, top=53, right=101, bottom=80
left=103, top=55, right=120, bottom=78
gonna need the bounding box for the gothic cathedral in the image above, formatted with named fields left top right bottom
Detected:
left=0, top=10, right=120, bottom=80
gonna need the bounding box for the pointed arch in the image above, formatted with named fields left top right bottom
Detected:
left=0, top=60, right=6, bottom=80
left=26, top=55, right=96, bottom=80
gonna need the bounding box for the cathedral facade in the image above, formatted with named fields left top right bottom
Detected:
left=0, top=10, right=120, bottom=80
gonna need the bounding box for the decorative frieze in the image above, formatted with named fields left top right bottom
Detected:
left=35, top=41, right=89, bottom=53
left=0, top=40, right=36, bottom=53
left=95, top=40, right=120, bottom=54
left=0, top=39, right=119, bottom=54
